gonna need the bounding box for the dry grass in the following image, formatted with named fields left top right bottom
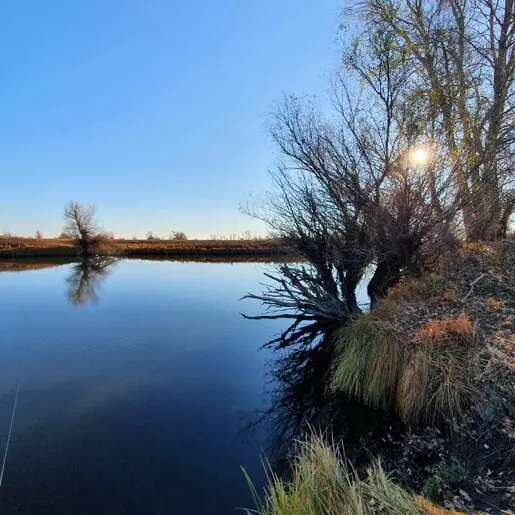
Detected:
left=332, top=309, right=487, bottom=425
left=387, top=275, right=457, bottom=303
left=0, top=237, right=292, bottom=258
left=0, top=237, right=76, bottom=257
left=397, top=314, right=481, bottom=424
left=397, top=345, right=479, bottom=424
left=244, top=435, right=461, bottom=515
left=486, top=297, right=504, bottom=310
left=415, top=496, right=463, bottom=515
left=417, top=314, right=475, bottom=345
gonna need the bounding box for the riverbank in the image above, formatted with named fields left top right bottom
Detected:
left=333, top=241, right=515, bottom=512
left=0, top=237, right=293, bottom=258
left=250, top=241, right=515, bottom=514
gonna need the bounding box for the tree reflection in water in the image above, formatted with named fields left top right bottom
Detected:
left=65, top=257, right=117, bottom=306
left=254, top=318, right=403, bottom=472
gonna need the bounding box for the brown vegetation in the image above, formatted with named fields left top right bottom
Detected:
left=0, top=236, right=292, bottom=258
left=332, top=242, right=515, bottom=428
left=324, top=242, right=515, bottom=512
left=417, top=314, right=475, bottom=345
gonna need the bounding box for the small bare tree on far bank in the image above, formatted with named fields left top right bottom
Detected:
left=35, top=230, right=43, bottom=239
left=63, top=201, right=115, bottom=257
left=170, top=231, right=188, bottom=241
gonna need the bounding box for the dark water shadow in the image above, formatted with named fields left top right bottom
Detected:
left=246, top=318, right=404, bottom=473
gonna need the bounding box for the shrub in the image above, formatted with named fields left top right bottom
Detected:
left=170, top=231, right=188, bottom=241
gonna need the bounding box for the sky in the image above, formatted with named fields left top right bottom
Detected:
left=0, top=0, right=341, bottom=239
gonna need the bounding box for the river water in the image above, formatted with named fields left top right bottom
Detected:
left=0, top=259, right=288, bottom=514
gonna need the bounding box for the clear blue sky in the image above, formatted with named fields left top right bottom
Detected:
left=0, top=0, right=341, bottom=238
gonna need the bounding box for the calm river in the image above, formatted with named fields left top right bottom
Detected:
left=0, top=259, right=287, bottom=514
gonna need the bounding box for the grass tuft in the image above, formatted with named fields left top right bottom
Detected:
left=421, top=460, right=469, bottom=502
left=332, top=311, right=485, bottom=425
left=332, top=314, right=405, bottom=409
left=244, top=435, right=461, bottom=514
left=417, top=314, right=475, bottom=345
left=398, top=315, right=480, bottom=424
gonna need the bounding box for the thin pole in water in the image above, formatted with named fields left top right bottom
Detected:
left=0, top=383, right=20, bottom=488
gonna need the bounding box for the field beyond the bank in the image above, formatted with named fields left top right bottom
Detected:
left=0, top=237, right=293, bottom=258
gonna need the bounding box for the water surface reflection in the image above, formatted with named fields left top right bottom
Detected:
left=253, top=319, right=403, bottom=473
left=65, top=257, right=117, bottom=306
left=0, top=259, right=285, bottom=515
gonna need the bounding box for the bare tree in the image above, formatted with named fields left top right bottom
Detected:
left=170, top=231, right=188, bottom=241
left=244, top=19, right=459, bottom=319
left=63, top=201, right=113, bottom=257
left=35, top=230, right=43, bottom=239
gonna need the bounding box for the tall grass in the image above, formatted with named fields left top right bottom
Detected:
left=243, top=435, right=461, bottom=515
left=331, top=314, right=404, bottom=409
left=332, top=305, right=485, bottom=424
left=398, top=315, right=480, bottom=424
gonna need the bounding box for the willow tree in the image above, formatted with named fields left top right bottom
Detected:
left=245, top=23, right=458, bottom=320
left=366, top=0, right=515, bottom=240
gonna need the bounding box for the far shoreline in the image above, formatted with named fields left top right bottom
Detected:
left=0, top=237, right=295, bottom=259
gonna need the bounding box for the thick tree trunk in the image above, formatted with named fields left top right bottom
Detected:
left=367, top=258, right=401, bottom=308
left=342, top=265, right=363, bottom=314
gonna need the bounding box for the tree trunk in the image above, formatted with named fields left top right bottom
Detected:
left=367, top=258, right=401, bottom=308
left=342, top=265, right=363, bottom=314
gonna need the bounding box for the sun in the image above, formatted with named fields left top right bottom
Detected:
left=408, top=146, right=431, bottom=166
